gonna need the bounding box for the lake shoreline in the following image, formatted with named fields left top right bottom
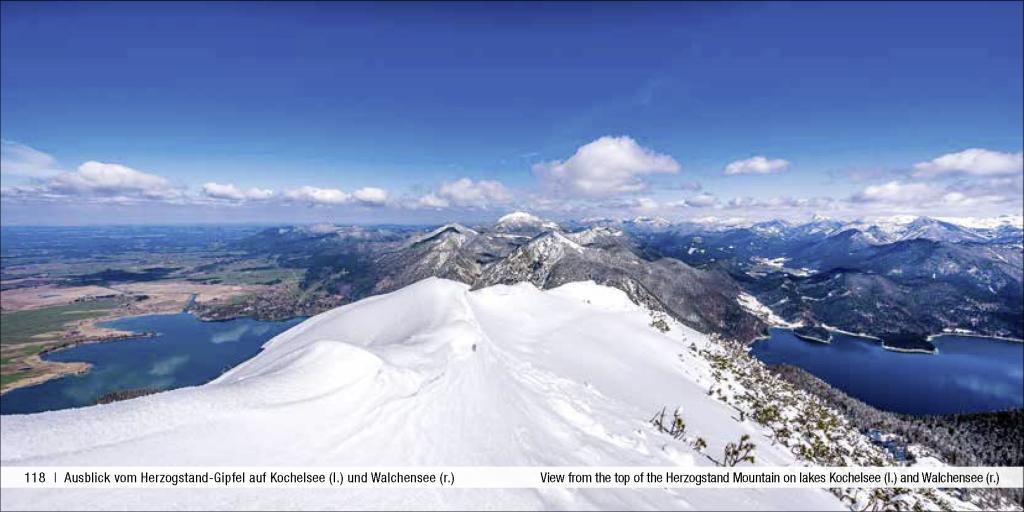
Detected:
left=0, top=313, right=305, bottom=415
left=0, top=303, right=307, bottom=396
left=751, top=328, right=1024, bottom=416
left=880, top=344, right=938, bottom=355
left=928, top=332, right=1024, bottom=344
left=0, top=280, right=308, bottom=395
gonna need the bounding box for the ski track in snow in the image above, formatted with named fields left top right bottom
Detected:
left=1, top=278, right=843, bottom=511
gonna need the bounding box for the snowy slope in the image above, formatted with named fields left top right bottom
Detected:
left=0, top=278, right=843, bottom=511
left=495, top=211, right=561, bottom=232
left=935, top=215, right=1024, bottom=230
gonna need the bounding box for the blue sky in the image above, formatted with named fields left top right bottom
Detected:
left=1, top=1, right=1022, bottom=225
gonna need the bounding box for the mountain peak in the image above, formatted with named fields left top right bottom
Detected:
left=498, top=211, right=543, bottom=224
left=495, top=211, right=560, bottom=232
left=530, top=230, right=584, bottom=253
left=501, top=231, right=586, bottom=263
left=408, top=223, right=478, bottom=246
left=630, top=216, right=671, bottom=226
left=566, top=226, right=624, bottom=245
left=935, top=215, right=1024, bottom=230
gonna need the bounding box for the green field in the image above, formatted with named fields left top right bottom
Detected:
left=189, top=267, right=305, bottom=285
left=0, top=298, right=121, bottom=345
left=0, top=372, right=38, bottom=387
left=0, top=344, right=44, bottom=366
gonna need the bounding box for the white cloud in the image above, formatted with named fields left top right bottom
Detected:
left=955, top=175, right=1024, bottom=203
left=533, top=136, right=680, bottom=197
left=1, top=140, right=62, bottom=177
left=685, top=193, right=718, bottom=207
left=0, top=184, right=50, bottom=199
left=723, top=156, right=790, bottom=175
left=245, top=188, right=274, bottom=200
left=607, top=196, right=660, bottom=211
left=47, top=161, right=182, bottom=200
left=416, top=178, right=511, bottom=209
left=725, top=197, right=757, bottom=208
left=284, top=186, right=351, bottom=205
left=438, top=178, right=510, bottom=206
left=671, top=181, right=703, bottom=192
left=0, top=143, right=403, bottom=210
left=417, top=194, right=450, bottom=209
left=352, top=187, right=388, bottom=206
left=912, top=148, right=1023, bottom=178
left=939, top=191, right=1010, bottom=207
left=0, top=154, right=183, bottom=203
left=850, top=180, right=938, bottom=203
left=202, top=182, right=274, bottom=201
left=633, top=197, right=658, bottom=211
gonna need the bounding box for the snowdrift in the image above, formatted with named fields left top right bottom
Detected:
left=1, top=278, right=843, bottom=510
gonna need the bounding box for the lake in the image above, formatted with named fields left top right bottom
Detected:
left=750, top=328, right=1024, bottom=416
left=0, top=313, right=304, bottom=415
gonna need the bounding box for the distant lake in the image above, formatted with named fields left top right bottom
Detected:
left=750, top=328, right=1024, bottom=416
left=0, top=313, right=304, bottom=415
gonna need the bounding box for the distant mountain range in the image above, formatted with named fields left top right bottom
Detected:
left=236, top=212, right=1023, bottom=346
left=629, top=215, right=1023, bottom=345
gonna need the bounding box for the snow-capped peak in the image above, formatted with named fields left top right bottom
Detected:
left=866, top=214, right=921, bottom=225
left=934, top=215, right=1024, bottom=230
left=408, top=223, right=478, bottom=246
left=630, top=216, right=672, bottom=228
left=496, top=211, right=560, bottom=230
left=750, top=219, right=792, bottom=237
left=566, top=226, right=624, bottom=245
left=688, top=216, right=752, bottom=230
left=497, top=211, right=544, bottom=225
left=526, top=230, right=585, bottom=255
left=305, top=223, right=341, bottom=234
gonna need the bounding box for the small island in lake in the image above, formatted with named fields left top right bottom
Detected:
left=793, top=324, right=832, bottom=344
left=880, top=332, right=938, bottom=354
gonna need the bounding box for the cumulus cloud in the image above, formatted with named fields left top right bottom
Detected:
left=684, top=193, right=718, bottom=207
left=724, top=196, right=836, bottom=210
left=45, top=161, right=182, bottom=200
left=352, top=187, right=389, bottom=206
left=671, top=181, right=703, bottom=192
left=840, top=173, right=1019, bottom=217
left=0, top=152, right=184, bottom=203
left=416, top=178, right=511, bottom=209
left=606, top=196, right=660, bottom=211
left=1, top=140, right=61, bottom=177
left=0, top=184, right=50, bottom=199
left=284, top=186, right=351, bottom=205
left=1, top=143, right=399, bottom=210
left=533, top=136, right=680, bottom=197
left=202, top=182, right=274, bottom=201
left=938, top=191, right=1010, bottom=207
left=936, top=175, right=1020, bottom=208
left=912, top=148, right=1023, bottom=178
left=417, top=194, right=450, bottom=209
left=438, top=178, right=510, bottom=206
left=723, top=156, right=790, bottom=175
left=633, top=197, right=659, bottom=211
left=850, top=180, right=938, bottom=203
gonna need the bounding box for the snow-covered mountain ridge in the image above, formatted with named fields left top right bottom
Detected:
left=1, top=278, right=988, bottom=510
left=603, top=214, right=1022, bottom=243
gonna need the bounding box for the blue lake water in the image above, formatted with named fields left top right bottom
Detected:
left=750, top=328, right=1024, bottom=416
left=0, top=313, right=304, bottom=415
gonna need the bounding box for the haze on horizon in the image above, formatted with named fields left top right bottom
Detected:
left=1, top=1, right=1022, bottom=226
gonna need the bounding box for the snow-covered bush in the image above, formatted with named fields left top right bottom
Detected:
left=723, top=434, right=756, bottom=466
